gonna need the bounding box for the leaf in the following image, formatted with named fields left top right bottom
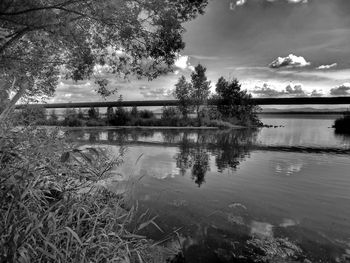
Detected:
left=137, top=216, right=163, bottom=233
left=60, top=152, right=70, bottom=163
left=65, top=227, right=83, bottom=246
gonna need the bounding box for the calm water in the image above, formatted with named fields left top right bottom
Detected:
left=68, top=116, right=350, bottom=263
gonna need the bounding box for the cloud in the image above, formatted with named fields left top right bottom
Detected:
left=316, top=63, right=337, bottom=70
left=330, top=83, right=350, bottom=96
left=285, top=84, right=306, bottom=96
left=252, top=83, right=308, bottom=97
left=310, top=89, right=324, bottom=97
left=236, top=0, right=247, bottom=6
left=252, top=83, right=284, bottom=97
left=174, top=55, right=194, bottom=72
left=139, top=86, right=173, bottom=99
left=287, top=0, right=307, bottom=3
left=269, top=54, right=311, bottom=69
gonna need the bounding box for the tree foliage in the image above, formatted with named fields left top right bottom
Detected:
left=215, top=77, right=261, bottom=125
left=0, top=0, right=208, bottom=119
left=174, top=75, right=193, bottom=118
left=190, top=64, right=211, bottom=117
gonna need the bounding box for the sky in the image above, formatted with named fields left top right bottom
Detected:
left=52, top=0, right=350, bottom=104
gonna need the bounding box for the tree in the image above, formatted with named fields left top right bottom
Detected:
left=0, top=0, right=208, bottom=120
left=190, top=64, right=211, bottom=119
left=215, top=77, right=261, bottom=125
left=88, top=107, right=99, bottom=119
left=174, top=75, right=193, bottom=118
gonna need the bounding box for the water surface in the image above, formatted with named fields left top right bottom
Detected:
left=68, top=116, right=350, bottom=262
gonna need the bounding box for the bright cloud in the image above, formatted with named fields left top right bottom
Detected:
left=236, top=0, right=247, bottom=6
left=252, top=83, right=310, bottom=97
left=287, top=0, right=307, bottom=4
left=310, top=89, right=324, bottom=97
left=174, top=55, right=194, bottom=71
left=330, top=83, right=350, bottom=96
left=139, top=86, right=173, bottom=99
left=269, top=54, right=311, bottom=69
left=316, top=63, right=337, bottom=70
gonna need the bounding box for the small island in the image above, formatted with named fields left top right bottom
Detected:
left=15, top=64, right=262, bottom=129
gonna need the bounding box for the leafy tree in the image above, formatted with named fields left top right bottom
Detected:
left=215, top=77, right=261, bottom=125
left=130, top=106, right=138, bottom=118
left=174, top=75, right=193, bottom=118
left=190, top=64, right=211, bottom=119
left=48, top=109, right=58, bottom=125
left=106, top=106, right=114, bottom=124
left=88, top=107, right=99, bottom=120
left=77, top=108, right=85, bottom=119
left=114, top=95, right=130, bottom=125
left=0, top=0, right=208, bottom=120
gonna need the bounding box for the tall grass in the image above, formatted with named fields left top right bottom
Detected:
left=0, top=120, right=167, bottom=262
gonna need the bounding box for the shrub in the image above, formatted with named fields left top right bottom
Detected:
left=114, top=108, right=131, bottom=126
left=86, top=119, right=106, bottom=126
left=15, top=106, right=47, bottom=125
left=139, top=110, right=154, bottom=119
left=63, top=109, right=84, bottom=127
left=88, top=107, right=100, bottom=119
left=161, top=107, right=181, bottom=126
left=0, top=122, right=163, bottom=262
left=130, top=106, right=139, bottom=118
left=334, top=114, right=350, bottom=133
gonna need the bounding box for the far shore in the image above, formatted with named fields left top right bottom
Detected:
left=41, top=125, right=247, bottom=130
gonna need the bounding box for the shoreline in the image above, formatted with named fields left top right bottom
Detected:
left=40, top=125, right=247, bottom=130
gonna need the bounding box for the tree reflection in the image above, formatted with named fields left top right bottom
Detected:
left=173, top=129, right=257, bottom=186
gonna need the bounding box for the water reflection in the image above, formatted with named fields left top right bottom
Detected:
left=67, top=128, right=258, bottom=186
left=170, top=129, right=258, bottom=186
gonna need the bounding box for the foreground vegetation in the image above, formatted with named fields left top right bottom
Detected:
left=0, top=120, right=173, bottom=262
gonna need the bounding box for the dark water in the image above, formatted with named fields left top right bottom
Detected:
left=68, top=116, right=350, bottom=262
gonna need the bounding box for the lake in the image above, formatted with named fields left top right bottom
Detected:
left=67, top=116, right=350, bottom=263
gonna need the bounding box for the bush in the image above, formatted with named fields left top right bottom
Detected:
left=0, top=122, right=163, bottom=262
left=161, top=107, right=181, bottom=126
left=15, top=106, right=47, bottom=125
left=334, top=114, right=350, bottom=133
left=63, top=109, right=84, bottom=127
left=88, top=107, right=100, bottom=119
left=139, top=110, right=154, bottom=119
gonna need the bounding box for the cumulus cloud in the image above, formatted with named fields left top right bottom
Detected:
left=139, top=86, right=173, bottom=99
left=285, top=84, right=306, bottom=96
left=316, top=63, right=337, bottom=70
left=174, top=55, right=194, bottom=72
left=236, top=0, right=247, bottom=6
left=330, top=83, right=350, bottom=96
left=252, top=83, right=308, bottom=97
left=310, top=89, right=324, bottom=97
left=252, top=83, right=283, bottom=97
left=269, top=54, right=311, bottom=69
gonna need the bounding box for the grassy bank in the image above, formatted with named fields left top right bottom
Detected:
left=0, top=121, right=173, bottom=262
